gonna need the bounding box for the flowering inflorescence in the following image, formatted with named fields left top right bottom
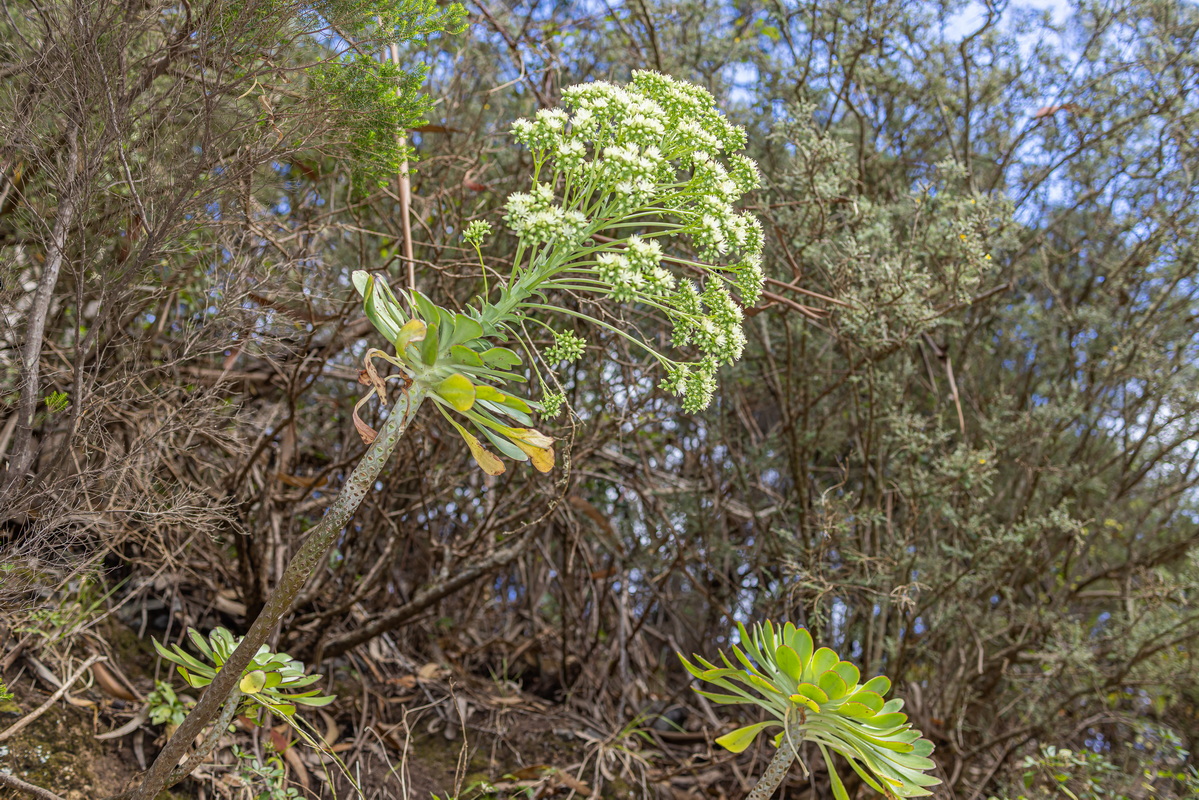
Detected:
left=500, top=70, right=765, bottom=413
left=463, top=219, right=492, bottom=247
left=353, top=73, right=766, bottom=475
left=545, top=329, right=587, bottom=364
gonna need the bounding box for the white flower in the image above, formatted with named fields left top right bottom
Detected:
left=693, top=214, right=729, bottom=257
left=596, top=252, right=628, bottom=285
left=626, top=235, right=663, bottom=272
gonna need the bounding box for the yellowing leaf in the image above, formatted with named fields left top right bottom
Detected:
left=715, top=721, right=778, bottom=753
left=462, top=431, right=505, bottom=475
left=396, top=319, right=427, bottom=350
left=474, top=385, right=509, bottom=403
left=240, top=670, right=267, bottom=694
left=512, top=439, right=555, bottom=473
left=436, top=373, right=476, bottom=412
left=789, top=693, right=821, bottom=714
left=505, top=427, right=553, bottom=449
left=436, top=405, right=506, bottom=474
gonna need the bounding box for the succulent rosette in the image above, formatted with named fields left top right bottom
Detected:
left=351, top=271, right=555, bottom=475
left=680, top=621, right=940, bottom=799
left=154, top=627, right=335, bottom=718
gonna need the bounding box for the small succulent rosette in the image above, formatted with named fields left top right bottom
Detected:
left=154, top=627, right=335, bottom=718
left=680, top=621, right=941, bottom=798
left=352, top=270, right=555, bottom=475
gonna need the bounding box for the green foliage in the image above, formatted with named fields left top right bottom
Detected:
left=0, top=679, right=13, bottom=703
left=989, top=740, right=1199, bottom=800
left=146, top=681, right=189, bottom=728
left=42, top=390, right=69, bottom=414
left=153, top=628, right=334, bottom=718
left=231, top=743, right=300, bottom=800
left=681, top=621, right=940, bottom=797
left=301, top=0, right=466, bottom=189
left=311, top=56, right=431, bottom=191
left=307, top=0, right=466, bottom=44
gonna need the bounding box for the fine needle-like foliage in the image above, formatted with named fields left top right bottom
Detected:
left=352, top=69, right=766, bottom=473
left=680, top=621, right=941, bottom=799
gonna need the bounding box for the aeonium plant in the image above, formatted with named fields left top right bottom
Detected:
left=138, top=628, right=334, bottom=794
left=130, top=72, right=763, bottom=800
left=680, top=621, right=941, bottom=800
left=154, top=627, right=335, bottom=719
left=352, top=69, right=765, bottom=473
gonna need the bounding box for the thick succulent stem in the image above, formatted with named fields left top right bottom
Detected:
left=746, top=735, right=799, bottom=800
left=166, top=690, right=242, bottom=787
left=124, top=385, right=427, bottom=800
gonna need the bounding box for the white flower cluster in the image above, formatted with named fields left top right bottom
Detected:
left=596, top=142, right=664, bottom=211
left=506, top=71, right=767, bottom=413
left=503, top=182, right=588, bottom=248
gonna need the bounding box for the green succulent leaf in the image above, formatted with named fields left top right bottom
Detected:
left=410, top=290, right=441, bottom=325
left=154, top=639, right=215, bottom=677
left=845, top=690, right=886, bottom=713
left=269, top=702, right=297, bottom=717
left=354, top=271, right=407, bottom=344
left=696, top=687, right=762, bottom=705
left=819, top=670, right=849, bottom=700
left=477, top=399, right=534, bottom=426
left=420, top=322, right=440, bottom=365
left=448, top=313, right=484, bottom=347
left=821, top=744, right=852, bottom=800
left=775, top=644, right=803, bottom=682
left=451, top=344, right=484, bottom=367
left=865, top=712, right=909, bottom=730
left=187, top=629, right=213, bottom=661
left=838, top=701, right=877, bottom=719
left=746, top=672, right=787, bottom=697
left=154, top=627, right=335, bottom=719
left=793, top=682, right=829, bottom=705
left=833, top=662, right=861, bottom=689
left=479, top=347, right=522, bottom=369
left=177, top=666, right=211, bottom=688
left=808, top=647, right=839, bottom=680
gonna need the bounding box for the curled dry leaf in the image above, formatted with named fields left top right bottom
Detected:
left=352, top=393, right=378, bottom=445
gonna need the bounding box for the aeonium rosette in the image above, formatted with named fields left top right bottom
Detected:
left=679, top=621, right=941, bottom=799
left=353, top=71, right=766, bottom=474
left=154, top=627, right=335, bottom=719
